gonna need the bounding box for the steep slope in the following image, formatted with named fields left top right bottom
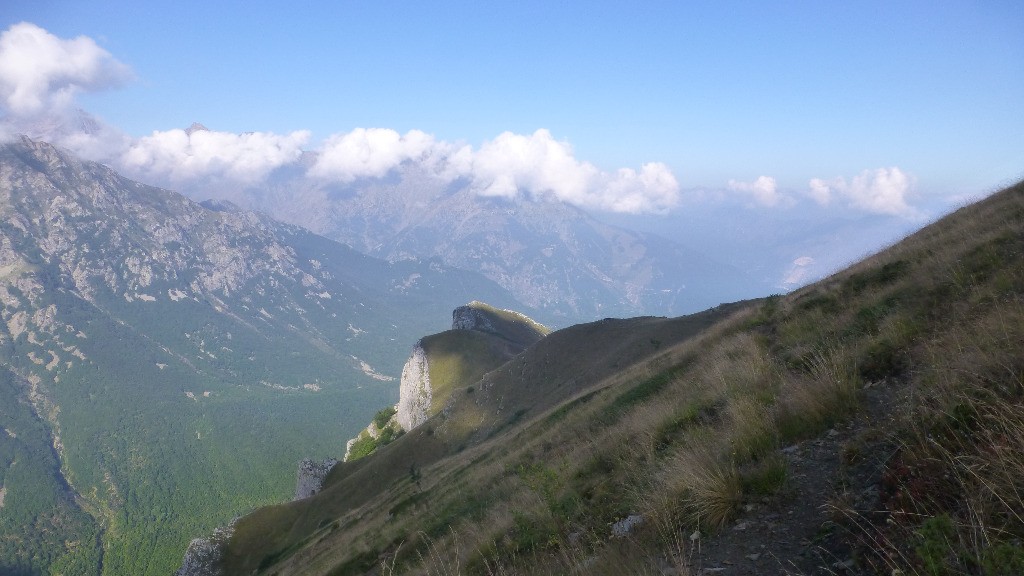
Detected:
left=217, top=302, right=747, bottom=575
left=0, top=136, right=528, bottom=576
left=203, top=165, right=754, bottom=320
left=343, top=302, right=549, bottom=462
left=397, top=302, right=550, bottom=430
left=218, top=180, right=1022, bottom=575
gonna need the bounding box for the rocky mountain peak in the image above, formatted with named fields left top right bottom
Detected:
left=185, top=122, right=209, bottom=135
left=451, top=301, right=497, bottom=332
left=452, top=300, right=550, bottom=347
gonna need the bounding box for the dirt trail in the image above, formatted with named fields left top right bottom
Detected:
left=688, top=383, right=902, bottom=575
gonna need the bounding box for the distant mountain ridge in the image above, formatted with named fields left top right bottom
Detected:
left=193, top=161, right=754, bottom=320
left=5, top=115, right=758, bottom=320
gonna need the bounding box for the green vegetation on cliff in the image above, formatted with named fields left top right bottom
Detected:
left=0, top=368, right=102, bottom=576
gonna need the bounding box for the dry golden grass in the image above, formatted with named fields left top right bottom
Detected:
left=655, top=434, right=741, bottom=532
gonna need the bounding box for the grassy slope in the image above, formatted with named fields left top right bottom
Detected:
left=345, top=302, right=551, bottom=462
left=421, top=302, right=549, bottom=419
left=223, top=303, right=748, bottom=574
left=226, top=180, right=1023, bottom=575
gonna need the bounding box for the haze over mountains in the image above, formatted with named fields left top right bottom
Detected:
left=4, top=107, right=939, bottom=317
left=196, top=144, right=756, bottom=318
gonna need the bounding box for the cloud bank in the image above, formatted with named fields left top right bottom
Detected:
left=309, top=128, right=451, bottom=182
left=720, top=169, right=919, bottom=218
left=0, top=22, right=131, bottom=117
left=463, top=130, right=679, bottom=213
left=119, top=125, right=681, bottom=214
left=728, top=175, right=781, bottom=206
left=121, top=126, right=311, bottom=184
left=808, top=167, right=917, bottom=217
left=0, top=20, right=681, bottom=214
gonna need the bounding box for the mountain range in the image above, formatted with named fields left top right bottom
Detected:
left=0, top=136, right=529, bottom=575
left=173, top=127, right=757, bottom=320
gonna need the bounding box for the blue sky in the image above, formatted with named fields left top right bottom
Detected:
left=1, top=0, right=1022, bottom=208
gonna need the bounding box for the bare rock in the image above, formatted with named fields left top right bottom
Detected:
left=294, top=458, right=338, bottom=500
left=395, top=341, right=431, bottom=431
left=175, top=521, right=235, bottom=576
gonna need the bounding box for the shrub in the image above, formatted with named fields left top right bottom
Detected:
left=739, top=454, right=788, bottom=497
left=373, top=406, right=397, bottom=430
left=915, top=514, right=955, bottom=576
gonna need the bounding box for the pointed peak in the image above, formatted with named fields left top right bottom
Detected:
left=185, top=122, right=209, bottom=136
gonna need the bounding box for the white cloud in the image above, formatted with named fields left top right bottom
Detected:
left=461, top=129, right=679, bottom=213
left=309, top=128, right=449, bottom=182
left=468, top=129, right=598, bottom=200
left=808, top=167, right=917, bottom=217
left=0, top=22, right=131, bottom=117
left=120, top=127, right=310, bottom=184
left=807, top=178, right=832, bottom=205
left=29, top=121, right=679, bottom=214
left=727, top=175, right=781, bottom=206
left=782, top=256, right=815, bottom=288
left=602, top=163, right=680, bottom=213
left=305, top=128, right=680, bottom=213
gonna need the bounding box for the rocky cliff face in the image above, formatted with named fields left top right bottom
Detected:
left=294, top=458, right=338, bottom=500
left=0, top=137, right=320, bottom=307
left=395, top=342, right=431, bottom=431
left=174, top=522, right=234, bottom=576
left=392, top=302, right=549, bottom=433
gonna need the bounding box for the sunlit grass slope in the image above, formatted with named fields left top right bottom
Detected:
left=423, top=302, right=549, bottom=421
left=346, top=302, right=551, bottom=462
left=224, top=180, right=1023, bottom=575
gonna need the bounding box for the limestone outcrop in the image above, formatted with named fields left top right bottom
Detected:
left=452, top=302, right=496, bottom=332
left=395, top=342, right=431, bottom=431
left=174, top=521, right=234, bottom=576
left=294, top=458, right=338, bottom=500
